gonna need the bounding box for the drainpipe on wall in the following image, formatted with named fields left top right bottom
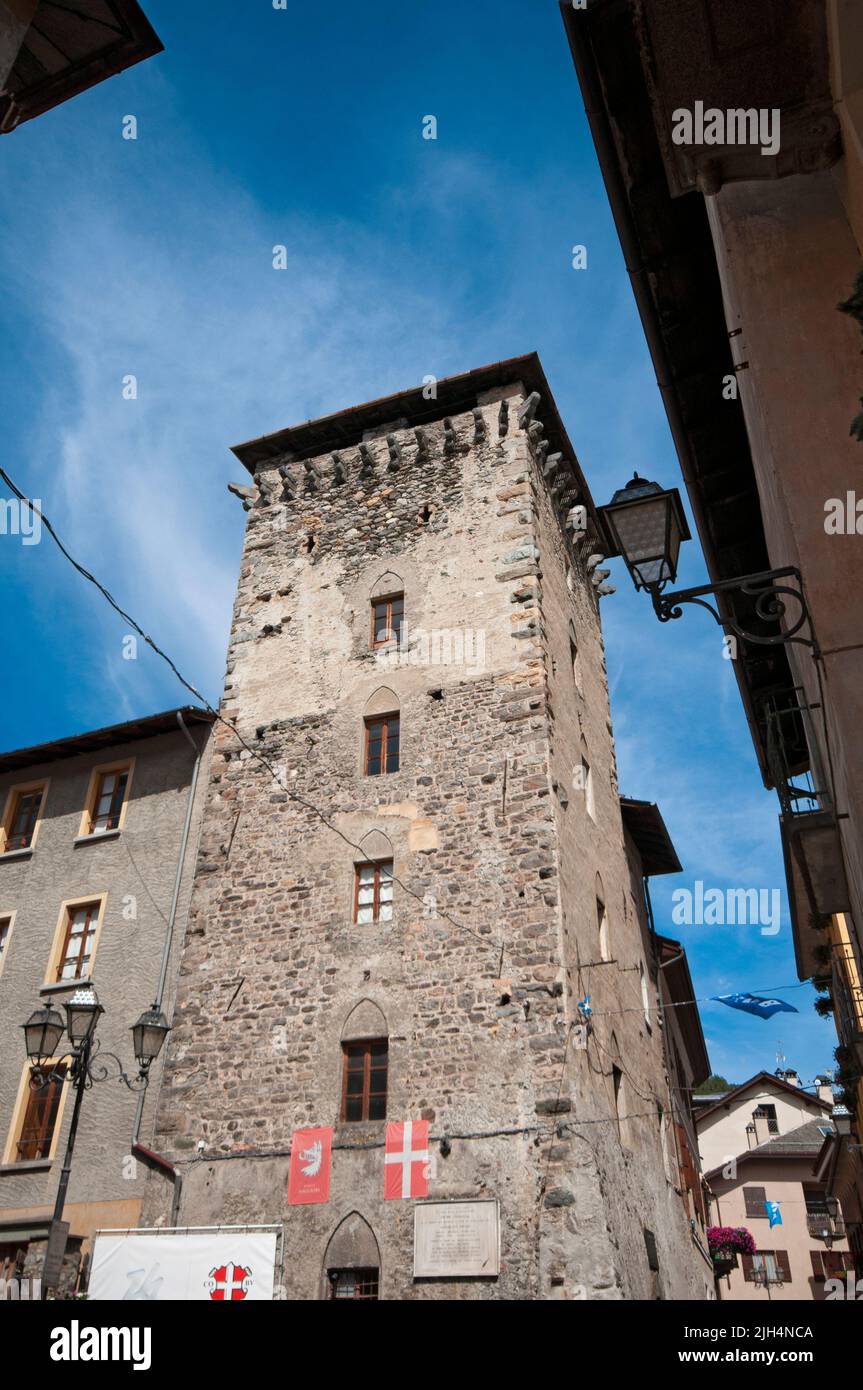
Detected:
left=130, top=709, right=204, bottom=1222
left=132, top=1144, right=183, bottom=1228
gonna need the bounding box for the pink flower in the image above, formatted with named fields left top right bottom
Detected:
left=707, top=1225, right=757, bottom=1255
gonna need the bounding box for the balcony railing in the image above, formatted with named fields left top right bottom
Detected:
left=807, top=1211, right=846, bottom=1242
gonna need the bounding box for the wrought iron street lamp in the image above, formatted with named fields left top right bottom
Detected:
left=598, top=474, right=816, bottom=651
left=131, top=1004, right=171, bottom=1075
left=599, top=473, right=691, bottom=591
left=64, top=988, right=104, bottom=1048
left=20, top=987, right=170, bottom=1295
left=22, top=1004, right=65, bottom=1065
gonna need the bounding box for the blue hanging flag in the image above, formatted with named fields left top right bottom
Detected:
left=578, top=996, right=592, bottom=1018
left=711, top=993, right=799, bottom=1020
left=766, top=1200, right=783, bottom=1228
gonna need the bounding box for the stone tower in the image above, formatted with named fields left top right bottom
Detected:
left=143, top=354, right=713, bottom=1300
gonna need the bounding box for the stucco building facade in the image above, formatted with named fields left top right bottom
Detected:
left=697, top=1072, right=852, bottom=1299
left=0, top=708, right=213, bottom=1291
left=563, top=0, right=863, bottom=1270
left=139, top=356, right=715, bottom=1300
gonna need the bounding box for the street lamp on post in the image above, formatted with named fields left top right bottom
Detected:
left=22, top=1004, right=65, bottom=1065
left=21, top=988, right=170, bottom=1297
left=597, top=474, right=817, bottom=651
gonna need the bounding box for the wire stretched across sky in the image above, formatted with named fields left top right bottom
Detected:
left=0, top=465, right=820, bottom=1025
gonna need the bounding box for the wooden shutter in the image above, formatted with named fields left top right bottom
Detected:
left=674, top=1122, right=698, bottom=1214
left=810, top=1250, right=824, bottom=1278
left=775, top=1250, right=791, bottom=1283
left=744, top=1185, right=767, bottom=1218
left=741, top=1253, right=755, bottom=1282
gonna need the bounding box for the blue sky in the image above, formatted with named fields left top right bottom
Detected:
left=0, top=0, right=832, bottom=1087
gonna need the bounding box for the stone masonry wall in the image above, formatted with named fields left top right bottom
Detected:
left=142, top=379, right=711, bottom=1299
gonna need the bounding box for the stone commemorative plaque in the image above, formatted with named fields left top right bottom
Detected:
left=413, top=1199, right=500, bottom=1278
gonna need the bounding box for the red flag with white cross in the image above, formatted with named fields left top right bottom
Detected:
left=384, top=1120, right=430, bottom=1200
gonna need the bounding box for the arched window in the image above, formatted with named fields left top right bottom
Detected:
left=322, top=1213, right=381, bottom=1301
left=370, top=573, right=405, bottom=650
left=640, top=962, right=652, bottom=1029
left=341, top=1001, right=389, bottom=1122
left=568, top=620, right=581, bottom=693
left=363, top=689, right=400, bottom=776
left=354, top=831, right=395, bottom=924
left=610, top=1031, right=627, bottom=1145
left=596, top=874, right=610, bottom=962
left=578, top=738, right=594, bottom=819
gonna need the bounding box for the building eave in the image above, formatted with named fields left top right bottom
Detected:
left=559, top=0, right=806, bottom=785
left=0, top=707, right=214, bottom=775
left=694, top=1070, right=829, bottom=1127
left=0, top=1, right=163, bottom=134
left=620, top=797, right=682, bottom=876
left=655, top=933, right=710, bottom=1085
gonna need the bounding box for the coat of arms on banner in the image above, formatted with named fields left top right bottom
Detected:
left=288, top=1125, right=333, bottom=1204
left=205, top=1262, right=253, bottom=1301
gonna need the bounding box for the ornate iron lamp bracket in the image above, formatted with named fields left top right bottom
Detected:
left=29, top=1037, right=150, bottom=1093
left=649, top=566, right=817, bottom=651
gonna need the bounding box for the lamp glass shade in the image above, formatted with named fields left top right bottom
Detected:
left=131, top=1006, right=170, bottom=1069
left=65, top=987, right=104, bottom=1046
left=833, top=1107, right=853, bottom=1137
left=22, top=1005, right=65, bottom=1062
left=599, top=476, right=690, bottom=590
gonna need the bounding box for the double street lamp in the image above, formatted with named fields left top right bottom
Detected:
left=597, top=474, right=816, bottom=651
left=20, top=988, right=170, bottom=1294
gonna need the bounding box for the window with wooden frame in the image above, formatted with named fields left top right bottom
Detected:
left=82, top=764, right=131, bottom=836
left=56, top=901, right=100, bottom=983
left=15, top=1065, right=67, bottom=1161
left=742, top=1250, right=791, bottom=1285
left=341, top=1039, right=388, bottom=1122
left=354, top=860, right=394, bottom=924
left=371, top=592, right=404, bottom=648
left=364, top=715, right=399, bottom=776
left=810, top=1250, right=854, bottom=1282
left=743, top=1184, right=768, bottom=1219
left=1, top=782, right=47, bottom=853
left=328, top=1268, right=379, bottom=1300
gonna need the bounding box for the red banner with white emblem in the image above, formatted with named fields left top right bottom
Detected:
left=384, top=1120, right=430, bottom=1200
left=288, top=1126, right=333, bottom=1205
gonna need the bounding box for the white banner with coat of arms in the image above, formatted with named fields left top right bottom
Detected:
left=88, top=1229, right=279, bottom=1301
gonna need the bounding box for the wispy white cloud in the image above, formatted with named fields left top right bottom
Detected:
left=0, top=58, right=834, bottom=1084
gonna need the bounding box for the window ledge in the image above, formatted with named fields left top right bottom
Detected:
left=74, top=830, right=121, bottom=847
left=334, top=1120, right=388, bottom=1140
left=40, top=976, right=93, bottom=995
left=0, top=847, right=34, bottom=862
left=0, top=1160, right=52, bottom=1175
